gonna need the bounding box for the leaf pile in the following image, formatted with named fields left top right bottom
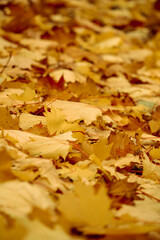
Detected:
left=0, top=0, right=160, bottom=239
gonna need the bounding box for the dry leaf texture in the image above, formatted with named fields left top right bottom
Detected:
left=0, top=0, right=160, bottom=239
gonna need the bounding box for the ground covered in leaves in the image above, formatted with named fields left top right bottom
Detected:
left=1, top=0, right=160, bottom=239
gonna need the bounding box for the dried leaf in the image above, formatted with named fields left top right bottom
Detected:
left=0, top=180, right=55, bottom=218
left=48, top=100, right=102, bottom=125
left=11, top=87, right=36, bottom=102
left=58, top=182, right=114, bottom=233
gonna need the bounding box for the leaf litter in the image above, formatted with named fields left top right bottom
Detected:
left=0, top=0, right=160, bottom=239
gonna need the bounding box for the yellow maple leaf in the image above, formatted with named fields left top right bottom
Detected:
left=58, top=182, right=114, bottom=233
left=49, top=69, right=85, bottom=84
left=1, top=129, right=75, bottom=160
left=48, top=100, right=102, bottom=125
left=10, top=87, right=35, bottom=102
left=58, top=161, right=97, bottom=182
left=44, top=106, right=68, bottom=135
left=44, top=106, right=84, bottom=135
left=92, top=138, right=113, bottom=161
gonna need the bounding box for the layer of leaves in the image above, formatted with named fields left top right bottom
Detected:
left=0, top=0, right=160, bottom=239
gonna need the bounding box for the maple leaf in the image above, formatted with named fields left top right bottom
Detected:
left=23, top=136, right=72, bottom=160
left=13, top=157, right=65, bottom=191
left=92, top=137, right=113, bottom=161
left=0, top=48, right=45, bottom=70
left=142, top=152, right=160, bottom=181
left=48, top=100, right=102, bottom=125
left=10, top=86, right=36, bottom=102
left=58, top=182, right=114, bottom=233
left=58, top=160, right=97, bottom=182
left=116, top=196, right=160, bottom=224
left=1, top=0, right=160, bottom=239
left=49, top=69, right=86, bottom=84
left=44, top=106, right=68, bottom=135
left=0, top=88, right=39, bottom=107
left=1, top=129, right=76, bottom=160
left=0, top=180, right=55, bottom=218
left=44, top=106, right=83, bottom=135
left=19, top=113, right=46, bottom=131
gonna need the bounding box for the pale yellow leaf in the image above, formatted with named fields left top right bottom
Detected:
left=13, top=157, right=65, bottom=191
left=94, top=37, right=122, bottom=53
left=58, top=160, right=97, bottom=182
left=22, top=220, right=83, bottom=240
left=0, top=130, right=76, bottom=160
left=142, top=152, right=160, bottom=181
left=116, top=196, right=160, bottom=224
left=48, top=100, right=102, bottom=125
left=11, top=87, right=35, bottom=102
left=44, top=107, right=67, bottom=135
left=19, top=113, right=46, bottom=130
left=50, top=69, right=85, bottom=83
left=0, top=180, right=55, bottom=218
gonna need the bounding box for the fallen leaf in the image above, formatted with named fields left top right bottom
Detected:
left=92, top=137, right=113, bottom=161
left=142, top=152, right=160, bottom=181
left=116, top=196, right=160, bottom=224
left=1, top=130, right=76, bottom=160
left=49, top=69, right=86, bottom=84
left=0, top=180, right=55, bottom=218
left=47, top=100, right=102, bottom=125
left=44, top=106, right=72, bottom=135
left=11, top=87, right=36, bottom=102
left=58, top=182, right=114, bottom=233
left=19, top=113, right=46, bottom=131
left=58, top=160, right=97, bottom=182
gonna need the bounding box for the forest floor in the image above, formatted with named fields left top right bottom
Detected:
left=0, top=0, right=160, bottom=239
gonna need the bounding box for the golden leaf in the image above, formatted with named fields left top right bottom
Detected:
left=58, top=182, right=114, bottom=233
